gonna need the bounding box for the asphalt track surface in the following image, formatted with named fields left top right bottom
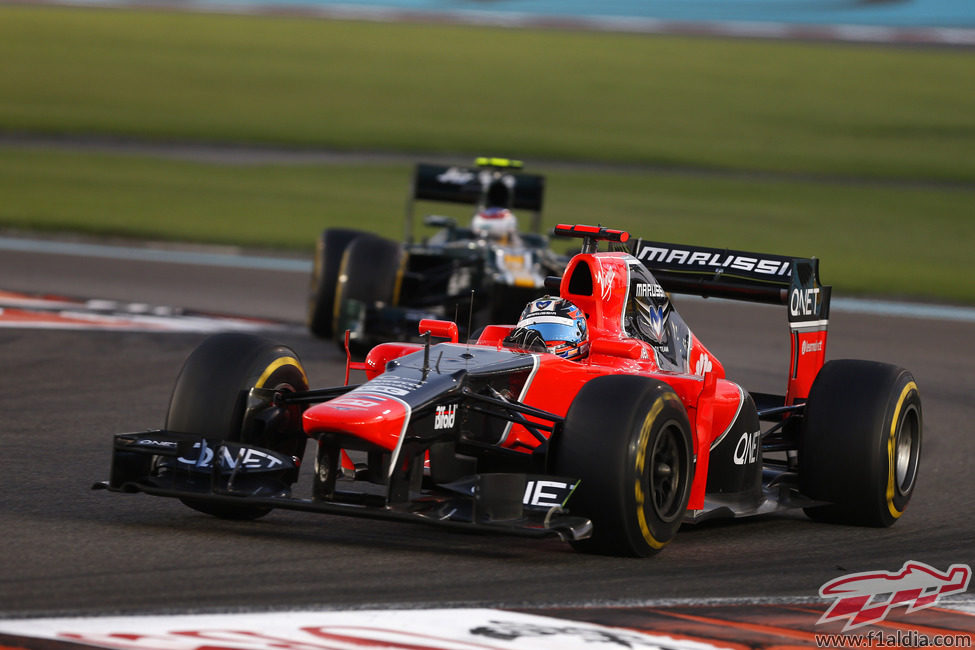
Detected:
left=1, top=243, right=973, bottom=625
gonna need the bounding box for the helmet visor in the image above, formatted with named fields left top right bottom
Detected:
left=521, top=319, right=583, bottom=346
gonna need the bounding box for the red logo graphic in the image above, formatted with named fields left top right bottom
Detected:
left=818, top=561, right=972, bottom=631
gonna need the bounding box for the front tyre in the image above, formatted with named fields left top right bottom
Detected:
left=799, top=359, right=922, bottom=527
left=332, top=234, right=404, bottom=352
left=307, top=228, right=367, bottom=339
left=554, top=375, right=693, bottom=557
left=165, top=333, right=310, bottom=520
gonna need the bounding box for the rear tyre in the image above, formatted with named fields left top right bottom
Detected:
left=165, top=333, right=309, bottom=520
left=554, top=375, right=693, bottom=556
left=307, top=228, right=367, bottom=339
left=799, top=359, right=922, bottom=527
left=333, top=234, right=404, bottom=352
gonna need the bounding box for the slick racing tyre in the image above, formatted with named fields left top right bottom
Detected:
left=799, top=359, right=922, bottom=527
left=165, top=333, right=309, bottom=520
left=554, top=375, right=693, bottom=557
left=332, top=233, right=404, bottom=352
left=307, top=228, right=367, bottom=339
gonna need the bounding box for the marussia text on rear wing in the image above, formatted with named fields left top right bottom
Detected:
left=630, top=238, right=832, bottom=404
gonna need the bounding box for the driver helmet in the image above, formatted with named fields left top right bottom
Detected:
left=504, top=296, right=590, bottom=360
left=471, top=207, right=518, bottom=242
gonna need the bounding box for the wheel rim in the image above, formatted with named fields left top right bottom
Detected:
left=650, top=423, right=686, bottom=523
left=243, top=369, right=305, bottom=454
left=894, top=404, right=920, bottom=496
left=313, top=444, right=336, bottom=500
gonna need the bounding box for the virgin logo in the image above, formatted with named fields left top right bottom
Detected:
left=596, top=267, right=616, bottom=300
left=694, top=355, right=713, bottom=375
left=818, top=560, right=972, bottom=631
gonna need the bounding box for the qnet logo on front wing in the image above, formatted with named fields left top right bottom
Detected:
left=817, top=560, right=972, bottom=631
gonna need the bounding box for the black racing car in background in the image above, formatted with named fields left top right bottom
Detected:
left=306, top=158, right=567, bottom=349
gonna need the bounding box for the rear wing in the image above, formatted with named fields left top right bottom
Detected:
left=406, top=161, right=545, bottom=241
left=631, top=238, right=832, bottom=404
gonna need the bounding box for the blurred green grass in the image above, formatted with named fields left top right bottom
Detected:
left=3, top=6, right=974, bottom=180
left=1, top=6, right=973, bottom=303
left=3, top=147, right=973, bottom=302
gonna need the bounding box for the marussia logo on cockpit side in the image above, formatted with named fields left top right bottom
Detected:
left=817, top=560, right=972, bottom=631
left=635, top=283, right=666, bottom=299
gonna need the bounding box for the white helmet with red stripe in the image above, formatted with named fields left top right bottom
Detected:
left=504, top=296, right=590, bottom=360
left=471, top=207, right=518, bottom=241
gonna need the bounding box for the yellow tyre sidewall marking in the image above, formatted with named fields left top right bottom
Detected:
left=886, top=380, right=917, bottom=519
left=634, top=395, right=673, bottom=550
left=257, top=356, right=307, bottom=390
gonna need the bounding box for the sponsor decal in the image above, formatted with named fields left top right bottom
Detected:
left=789, top=287, right=822, bottom=319
left=436, top=166, right=475, bottom=185
left=817, top=560, right=972, bottom=631
left=329, top=396, right=385, bottom=411
left=177, top=441, right=284, bottom=471
left=800, top=340, right=823, bottom=355
left=531, top=298, right=554, bottom=312
left=732, top=430, right=761, bottom=465
left=446, top=267, right=473, bottom=294
left=637, top=245, right=791, bottom=277
left=596, top=267, right=617, bottom=300
left=694, top=355, right=713, bottom=376
left=522, top=479, right=577, bottom=508
left=0, top=608, right=726, bottom=650
left=472, top=619, right=693, bottom=647
left=358, top=376, right=422, bottom=398
left=635, top=282, right=667, bottom=299
left=501, top=253, right=529, bottom=270
left=433, top=404, right=457, bottom=430
left=633, top=300, right=667, bottom=343
left=134, top=439, right=178, bottom=449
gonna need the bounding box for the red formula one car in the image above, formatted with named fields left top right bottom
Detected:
left=96, top=225, right=923, bottom=556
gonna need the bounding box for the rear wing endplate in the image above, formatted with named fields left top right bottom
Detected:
left=406, top=162, right=545, bottom=240
left=630, top=238, right=831, bottom=403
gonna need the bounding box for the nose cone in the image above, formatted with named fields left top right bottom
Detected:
left=303, top=392, right=410, bottom=452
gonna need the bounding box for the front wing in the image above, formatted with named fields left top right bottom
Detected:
left=93, top=431, right=592, bottom=542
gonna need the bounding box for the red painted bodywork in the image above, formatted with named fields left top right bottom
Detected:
left=305, top=391, right=411, bottom=454
left=303, top=248, right=766, bottom=511
left=787, top=326, right=828, bottom=406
